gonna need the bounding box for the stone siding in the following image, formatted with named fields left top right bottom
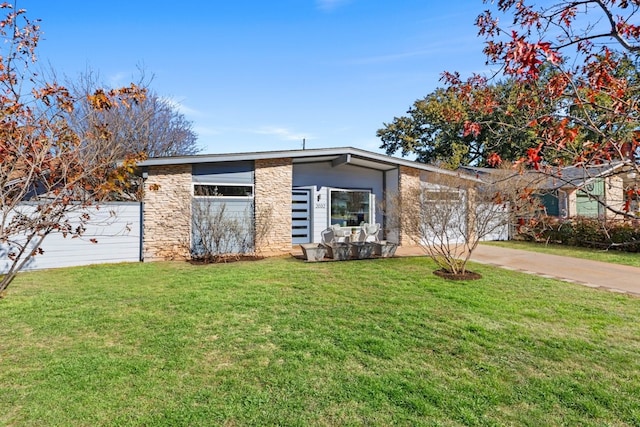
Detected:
left=398, top=166, right=421, bottom=246
left=255, top=158, right=293, bottom=255
left=143, top=164, right=192, bottom=261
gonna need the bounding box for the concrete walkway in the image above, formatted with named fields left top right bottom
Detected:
left=395, top=244, right=640, bottom=296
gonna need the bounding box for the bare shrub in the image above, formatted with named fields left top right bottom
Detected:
left=191, top=199, right=273, bottom=262
left=386, top=170, right=538, bottom=275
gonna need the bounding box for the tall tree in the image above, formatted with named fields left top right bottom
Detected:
left=0, top=4, right=146, bottom=294
left=66, top=70, right=199, bottom=159
left=377, top=79, right=542, bottom=168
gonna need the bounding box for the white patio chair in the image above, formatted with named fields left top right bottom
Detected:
left=360, top=222, right=380, bottom=242
left=330, top=224, right=351, bottom=242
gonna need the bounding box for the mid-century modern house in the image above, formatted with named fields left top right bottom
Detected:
left=138, top=146, right=477, bottom=260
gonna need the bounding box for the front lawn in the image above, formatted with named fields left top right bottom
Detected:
left=1, top=257, right=639, bottom=426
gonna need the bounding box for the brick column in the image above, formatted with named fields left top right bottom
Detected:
left=254, top=158, right=293, bottom=255
left=398, top=166, right=421, bottom=246
left=143, top=164, right=192, bottom=261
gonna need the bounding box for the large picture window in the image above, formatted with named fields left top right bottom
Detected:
left=330, top=190, right=371, bottom=226
left=193, top=184, right=253, bottom=197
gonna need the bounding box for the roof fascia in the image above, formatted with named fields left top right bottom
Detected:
left=137, top=146, right=480, bottom=182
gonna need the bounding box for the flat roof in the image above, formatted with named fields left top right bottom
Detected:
left=138, top=146, right=474, bottom=179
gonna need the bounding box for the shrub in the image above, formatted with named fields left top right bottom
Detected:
left=191, top=199, right=273, bottom=262
left=516, top=216, right=640, bottom=252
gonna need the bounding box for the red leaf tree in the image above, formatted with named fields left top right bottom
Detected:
left=442, top=0, right=640, bottom=216
left=0, top=4, right=146, bottom=294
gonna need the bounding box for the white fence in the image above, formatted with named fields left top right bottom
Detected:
left=1, top=203, right=142, bottom=273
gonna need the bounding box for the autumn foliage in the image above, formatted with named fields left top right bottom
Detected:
left=0, top=4, right=146, bottom=294
left=444, top=0, right=640, bottom=173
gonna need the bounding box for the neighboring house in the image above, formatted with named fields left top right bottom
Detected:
left=534, top=164, right=626, bottom=218
left=137, top=146, right=480, bottom=260
left=461, top=162, right=636, bottom=219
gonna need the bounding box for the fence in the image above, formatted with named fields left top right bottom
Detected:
left=0, top=202, right=142, bottom=273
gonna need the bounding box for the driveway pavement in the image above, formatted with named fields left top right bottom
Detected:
left=395, top=244, right=640, bottom=296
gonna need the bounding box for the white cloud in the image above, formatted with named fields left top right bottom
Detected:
left=107, top=71, right=129, bottom=87
left=349, top=37, right=481, bottom=66
left=254, top=126, right=313, bottom=142
left=162, top=97, right=204, bottom=117
left=316, top=0, right=351, bottom=12
left=193, top=125, right=221, bottom=137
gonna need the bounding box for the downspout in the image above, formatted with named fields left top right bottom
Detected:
left=382, top=169, right=387, bottom=241
left=139, top=200, right=144, bottom=262
left=140, top=170, right=148, bottom=262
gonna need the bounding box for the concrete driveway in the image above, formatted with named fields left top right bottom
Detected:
left=396, top=244, right=640, bottom=296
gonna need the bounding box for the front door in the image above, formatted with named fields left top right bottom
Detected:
left=292, top=189, right=311, bottom=244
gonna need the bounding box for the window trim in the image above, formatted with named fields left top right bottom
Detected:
left=192, top=183, right=254, bottom=198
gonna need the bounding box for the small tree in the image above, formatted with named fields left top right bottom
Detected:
left=386, top=170, right=539, bottom=277
left=0, top=4, right=145, bottom=294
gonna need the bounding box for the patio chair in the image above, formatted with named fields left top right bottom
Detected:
left=359, top=222, right=381, bottom=242
left=330, top=224, right=351, bottom=242
left=321, top=227, right=335, bottom=246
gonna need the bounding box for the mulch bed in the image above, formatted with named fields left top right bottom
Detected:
left=433, top=269, right=482, bottom=281
left=189, top=255, right=264, bottom=264
left=291, top=254, right=387, bottom=262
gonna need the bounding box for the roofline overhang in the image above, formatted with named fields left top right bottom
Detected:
left=137, top=146, right=480, bottom=182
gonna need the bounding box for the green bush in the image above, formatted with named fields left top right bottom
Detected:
left=610, top=223, right=640, bottom=251
left=516, top=216, right=640, bottom=252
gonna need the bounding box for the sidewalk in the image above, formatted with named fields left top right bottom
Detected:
left=395, top=244, right=640, bottom=296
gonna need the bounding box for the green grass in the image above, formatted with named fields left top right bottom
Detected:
left=1, top=257, right=639, bottom=426
left=483, top=240, right=640, bottom=268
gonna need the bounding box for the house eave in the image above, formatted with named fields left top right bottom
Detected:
left=138, top=146, right=480, bottom=181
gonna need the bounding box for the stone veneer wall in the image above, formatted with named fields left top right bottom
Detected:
left=254, top=158, right=293, bottom=255
left=398, top=165, right=421, bottom=246
left=606, top=175, right=625, bottom=219
left=143, top=164, right=192, bottom=261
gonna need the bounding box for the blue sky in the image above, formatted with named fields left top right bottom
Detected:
left=29, top=0, right=490, bottom=155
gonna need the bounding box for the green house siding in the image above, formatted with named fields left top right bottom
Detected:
left=576, top=178, right=605, bottom=217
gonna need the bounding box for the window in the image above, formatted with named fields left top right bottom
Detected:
left=330, top=190, right=371, bottom=226
left=193, top=184, right=253, bottom=197
left=422, top=190, right=460, bottom=202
